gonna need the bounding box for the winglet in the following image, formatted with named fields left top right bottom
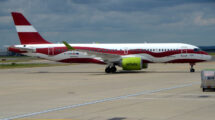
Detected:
left=63, top=41, right=75, bottom=50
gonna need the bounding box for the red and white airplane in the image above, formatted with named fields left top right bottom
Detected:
left=8, top=12, right=211, bottom=73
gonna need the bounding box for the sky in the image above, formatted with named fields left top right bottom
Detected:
left=0, top=0, right=215, bottom=49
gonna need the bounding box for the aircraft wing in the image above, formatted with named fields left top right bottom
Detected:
left=63, top=41, right=121, bottom=63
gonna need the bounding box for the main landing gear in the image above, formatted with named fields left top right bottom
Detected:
left=105, top=65, right=117, bottom=73
left=190, top=63, right=195, bottom=72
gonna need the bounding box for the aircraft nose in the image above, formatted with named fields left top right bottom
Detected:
left=202, top=51, right=212, bottom=61
left=207, top=55, right=212, bottom=61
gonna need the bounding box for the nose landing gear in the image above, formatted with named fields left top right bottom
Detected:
left=190, top=63, right=195, bottom=72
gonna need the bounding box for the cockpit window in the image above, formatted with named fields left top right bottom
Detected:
left=194, top=48, right=201, bottom=52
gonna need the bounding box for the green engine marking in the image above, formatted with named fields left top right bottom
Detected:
left=122, top=57, right=142, bottom=70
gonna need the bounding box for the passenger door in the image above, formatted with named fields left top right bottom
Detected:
left=48, top=47, right=54, bottom=56
left=181, top=46, right=187, bottom=57
left=124, top=48, right=128, bottom=55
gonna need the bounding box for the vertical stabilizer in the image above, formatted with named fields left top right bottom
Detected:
left=11, top=12, right=51, bottom=44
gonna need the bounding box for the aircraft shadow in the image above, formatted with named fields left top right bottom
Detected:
left=95, top=70, right=199, bottom=75
left=32, top=70, right=199, bottom=75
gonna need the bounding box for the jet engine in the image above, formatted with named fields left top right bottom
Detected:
left=120, top=57, right=148, bottom=70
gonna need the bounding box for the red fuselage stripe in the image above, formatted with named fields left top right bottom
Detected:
left=35, top=46, right=208, bottom=57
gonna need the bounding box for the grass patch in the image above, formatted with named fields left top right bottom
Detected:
left=0, top=57, right=40, bottom=63
left=208, top=52, right=215, bottom=56
left=0, top=63, right=70, bottom=69
left=0, top=56, right=29, bottom=58
left=0, top=59, right=35, bottom=63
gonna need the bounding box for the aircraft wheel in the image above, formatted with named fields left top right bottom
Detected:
left=110, top=66, right=117, bottom=73
left=190, top=68, right=195, bottom=72
left=189, top=63, right=195, bottom=73
left=105, top=67, right=111, bottom=73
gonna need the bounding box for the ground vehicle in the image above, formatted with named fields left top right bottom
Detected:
left=201, top=70, right=215, bottom=92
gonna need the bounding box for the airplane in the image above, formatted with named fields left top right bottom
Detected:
left=8, top=12, right=212, bottom=73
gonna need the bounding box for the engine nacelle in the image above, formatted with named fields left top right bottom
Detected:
left=120, top=57, right=148, bottom=70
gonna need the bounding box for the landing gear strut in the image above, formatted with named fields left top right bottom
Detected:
left=105, top=65, right=117, bottom=73
left=190, top=63, right=195, bottom=72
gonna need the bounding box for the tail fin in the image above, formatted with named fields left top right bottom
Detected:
left=11, top=12, right=51, bottom=44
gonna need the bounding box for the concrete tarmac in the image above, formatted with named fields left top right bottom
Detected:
left=0, top=61, right=215, bottom=120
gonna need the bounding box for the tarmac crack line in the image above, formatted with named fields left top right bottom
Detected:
left=0, top=82, right=199, bottom=120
